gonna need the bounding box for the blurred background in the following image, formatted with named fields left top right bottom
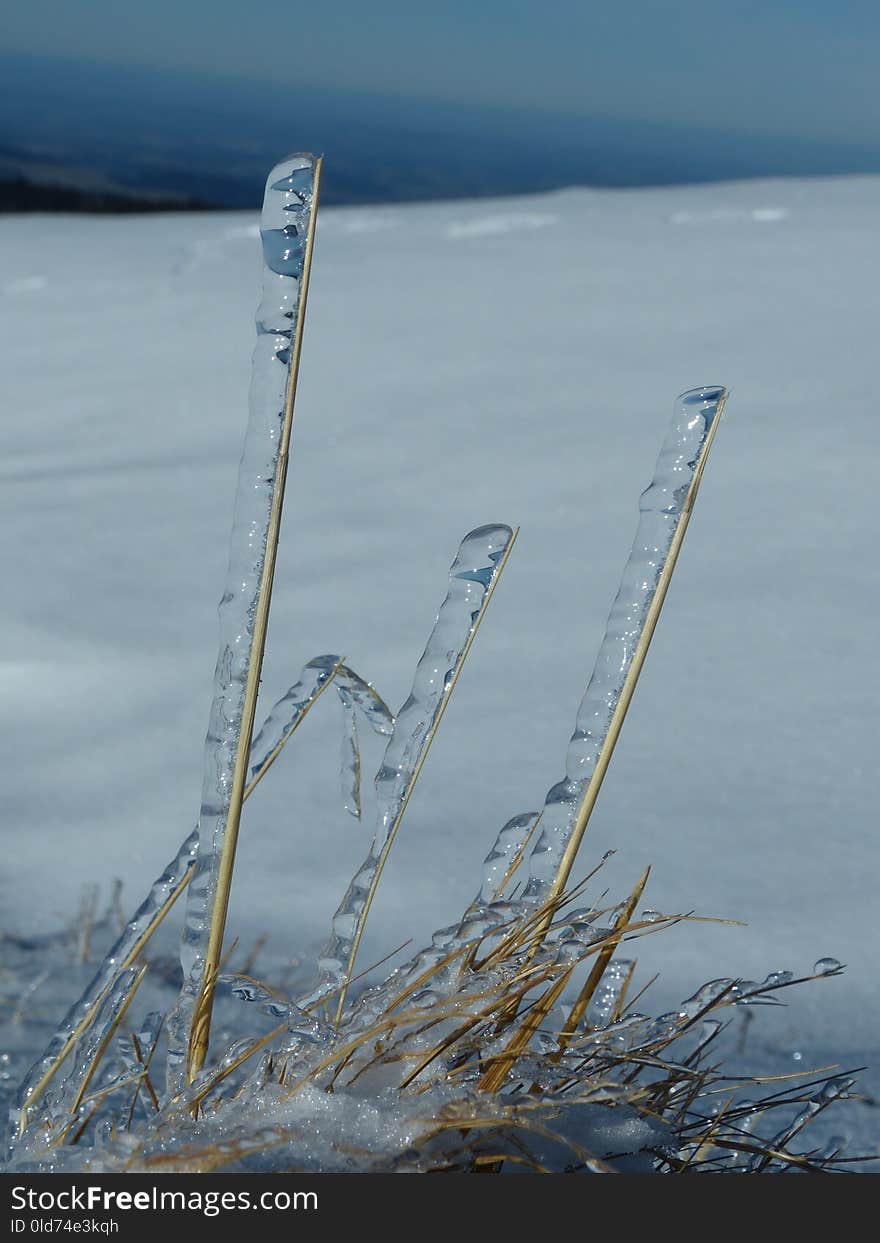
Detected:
left=4, top=1, right=880, bottom=211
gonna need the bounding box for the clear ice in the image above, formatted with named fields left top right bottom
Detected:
left=525, top=387, right=726, bottom=898
left=11, top=829, right=198, bottom=1141
left=477, top=811, right=542, bottom=904
left=34, top=967, right=144, bottom=1149
left=166, top=154, right=319, bottom=1091
left=333, top=666, right=396, bottom=819
left=249, top=656, right=393, bottom=818
left=247, top=655, right=343, bottom=786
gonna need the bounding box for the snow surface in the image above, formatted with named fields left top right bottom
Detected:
left=1, top=177, right=878, bottom=1101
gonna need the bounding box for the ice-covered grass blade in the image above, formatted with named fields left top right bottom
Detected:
left=16, top=965, right=147, bottom=1154
left=299, top=524, right=518, bottom=1023
left=12, top=837, right=196, bottom=1140
left=525, top=387, right=727, bottom=910
left=245, top=655, right=344, bottom=798
left=245, top=657, right=393, bottom=807
left=555, top=866, right=650, bottom=1054
left=173, top=155, right=324, bottom=1089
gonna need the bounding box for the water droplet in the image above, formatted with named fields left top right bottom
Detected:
left=680, top=978, right=736, bottom=1017
left=813, top=957, right=842, bottom=975
left=762, top=970, right=794, bottom=987
left=734, top=980, right=773, bottom=1005
left=815, top=1076, right=854, bottom=1102
left=555, top=938, right=585, bottom=963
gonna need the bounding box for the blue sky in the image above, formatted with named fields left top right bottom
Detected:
left=4, top=1, right=880, bottom=146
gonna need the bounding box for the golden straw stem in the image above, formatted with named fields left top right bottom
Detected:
left=478, top=966, right=575, bottom=1093
left=65, top=964, right=148, bottom=1132
left=554, top=866, right=649, bottom=1057
left=187, top=156, right=324, bottom=1081
left=333, top=526, right=519, bottom=1025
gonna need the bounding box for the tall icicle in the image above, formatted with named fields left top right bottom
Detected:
left=300, top=524, right=514, bottom=1009
left=525, top=386, right=726, bottom=899
left=166, top=155, right=320, bottom=1092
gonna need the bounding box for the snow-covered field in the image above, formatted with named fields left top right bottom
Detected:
left=2, top=176, right=878, bottom=1113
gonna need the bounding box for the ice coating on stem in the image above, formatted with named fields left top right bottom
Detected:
left=417, top=812, right=540, bottom=966
left=525, top=387, right=725, bottom=899
left=300, top=524, right=514, bottom=1005
left=477, top=811, right=542, bottom=904
left=167, top=155, right=318, bottom=1092
left=29, top=967, right=144, bottom=1147
left=335, top=667, right=395, bottom=738
left=247, top=654, right=343, bottom=785
left=218, top=975, right=292, bottom=1019
left=589, top=958, right=634, bottom=1026
left=338, top=688, right=361, bottom=817
left=762, top=1078, right=854, bottom=1170
left=11, top=829, right=198, bottom=1142
left=248, top=657, right=394, bottom=813
left=334, top=667, right=395, bottom=819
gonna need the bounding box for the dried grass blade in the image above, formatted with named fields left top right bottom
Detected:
left=555, top=866, right=650, bottom=1056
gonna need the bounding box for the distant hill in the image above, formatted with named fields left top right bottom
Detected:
left=4, top=49, right=880, bottom=212
left=0, top=176, right=212, bottom=214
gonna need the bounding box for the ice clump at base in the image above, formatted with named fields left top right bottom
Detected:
left=524, top=386, right=726, bottom=901
left=166, top=155, right=318, bottom=1094
left=298, top=523, right=514, bottom=1009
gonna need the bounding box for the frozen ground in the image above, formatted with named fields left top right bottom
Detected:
left=1, top=177, right=878, bottom=1136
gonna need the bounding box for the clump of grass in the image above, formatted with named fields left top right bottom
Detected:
left=4, top=835, right=870, bottom=1173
